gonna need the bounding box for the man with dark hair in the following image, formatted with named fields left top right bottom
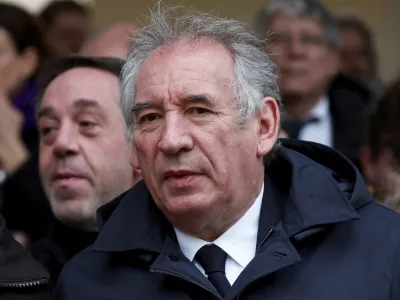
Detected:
left=39, top=0, right=90, bottom=57
left=337, top=15, right=384, bottom=98
left=55, top=5, right=400, bottom=300
left=360, top=79, right=400, bottom=212
left=253, top=0, right=371, bottom=169
left=30, top=55, right=141, bottom=284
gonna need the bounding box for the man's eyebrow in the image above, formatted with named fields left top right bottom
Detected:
left=37, top=106, right=57, bottom=120
left=73, top=98, right=101, bottom=110
left=131, top=102, right=153, bottom=118
left=185, top=94, right=216, bottom=107
left=130, top=94, right=216, bottom=119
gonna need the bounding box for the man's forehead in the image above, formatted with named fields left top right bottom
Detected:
left=136, top=38, right=235, bottom=90
left=268, top=13, right=324, bottom=32
left=42, top=67, right=119, bottom=107
left=45, top=67, right=119, bottom=92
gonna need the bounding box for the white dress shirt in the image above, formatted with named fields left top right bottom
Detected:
left=298, top=96, right=333, bottom=148
left=0, top=170, right=6, bottom=184
left=174, top=185, right=264, bottom=285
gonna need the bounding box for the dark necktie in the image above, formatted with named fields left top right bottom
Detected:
left=281, top=116, right=320, bottom=139
left=195, top=244, right=231, bottom=297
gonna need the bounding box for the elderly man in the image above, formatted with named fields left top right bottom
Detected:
left=54, top=6, right=400, bottom=300
left=254, top=0, right=370, bottom=169
left=30, top=56, right=140, bottom=284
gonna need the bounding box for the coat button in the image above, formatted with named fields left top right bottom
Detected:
left=169, top=255, right=179, bottom=261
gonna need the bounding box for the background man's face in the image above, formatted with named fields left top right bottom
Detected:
left=267, top=13, right=338, bottom=98
left=339, top=28, right=372, bottom=83
left=131, top=39, right=277, bottom=231
left=38, top=67, right=134, bottom=230
left=47, top=11, right=90, bottom=57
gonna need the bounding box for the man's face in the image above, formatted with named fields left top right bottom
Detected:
left=267, top=14, right=338, bottom=98
left=339, top=28, right=371, bottom=83
left=47, top=11, right=89, bottom=57
left=38, top=68, right=134, bottom=231
left=131, top=39, right=279, bottom=232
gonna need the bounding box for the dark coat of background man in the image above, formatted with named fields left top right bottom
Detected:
left=38, top=0, right=91, bottom=58
left=54, top=5, right=400, bottom=300
left=360, top=78, right=400, bottom=212
left=30, top=56, right=141, bottom=285
left=253, top=0, right=371, bottom=170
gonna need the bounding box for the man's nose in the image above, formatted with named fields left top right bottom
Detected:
left=158, top=114, right=194, bottom=155
left=52, top=123, right=79, bottom=158
left=287, top=36, right=307, bottom=57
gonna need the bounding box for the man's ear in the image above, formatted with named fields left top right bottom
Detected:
left=257, top=96, right=280, bottom=157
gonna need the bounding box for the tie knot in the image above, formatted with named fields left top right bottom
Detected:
left=282, top=116, right=320, bottom=139
left=195, top=244, right=227, bottom=275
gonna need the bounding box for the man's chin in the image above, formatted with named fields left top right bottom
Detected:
left=50, top=197, right=99, bottom=231
left=280, top=86, right=311, bottom=99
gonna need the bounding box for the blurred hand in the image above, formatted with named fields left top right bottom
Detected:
left=0, top=92, right=28, bottom=175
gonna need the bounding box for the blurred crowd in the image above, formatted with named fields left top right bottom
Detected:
left=0, top=0, right=399, bottom=298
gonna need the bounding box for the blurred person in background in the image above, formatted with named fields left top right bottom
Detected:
left=253, top=0, right=371, bottom=169
left=81, top=23, right=138, bottom=59
left=360, top=79, right=400, bottom=213
left=0, top=3, right=53, bottom=247
left=337, top=16, right=384, bottom=99
left=0, top=93, right=51, bottom=300
left=30, top=56, right=141, bottom=285
left=39, top=0, right=91, bottom=58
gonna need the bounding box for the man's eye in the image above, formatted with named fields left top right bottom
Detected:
left=190, top=107, right=210, bottom=115
left=140, top=113, right=161, bottom=123
left=80, top=121, right=96, bottom=128
left=40, top=127, right=55, bottom=136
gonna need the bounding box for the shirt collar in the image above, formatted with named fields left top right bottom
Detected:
left=281, top=96, right=329, bottom=122
left=175, top=184, right=264, bottom=268
left=310, top=95, right=329, bottom=120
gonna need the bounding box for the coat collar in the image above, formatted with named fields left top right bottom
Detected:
left=258, top=143, right=366, bottom=243
left=93, top=142, right=372, bottom=253
left=93, top=181, right=171, bottom=253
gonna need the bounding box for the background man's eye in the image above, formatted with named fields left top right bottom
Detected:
left=40, top=127, right=55, bottom=136
left=80, top=121, right=96, bottom=128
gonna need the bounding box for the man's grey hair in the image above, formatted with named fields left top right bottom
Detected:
left=121, top=5, right=281, bottom=136
left=253, top=0, right=340, bottom=49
